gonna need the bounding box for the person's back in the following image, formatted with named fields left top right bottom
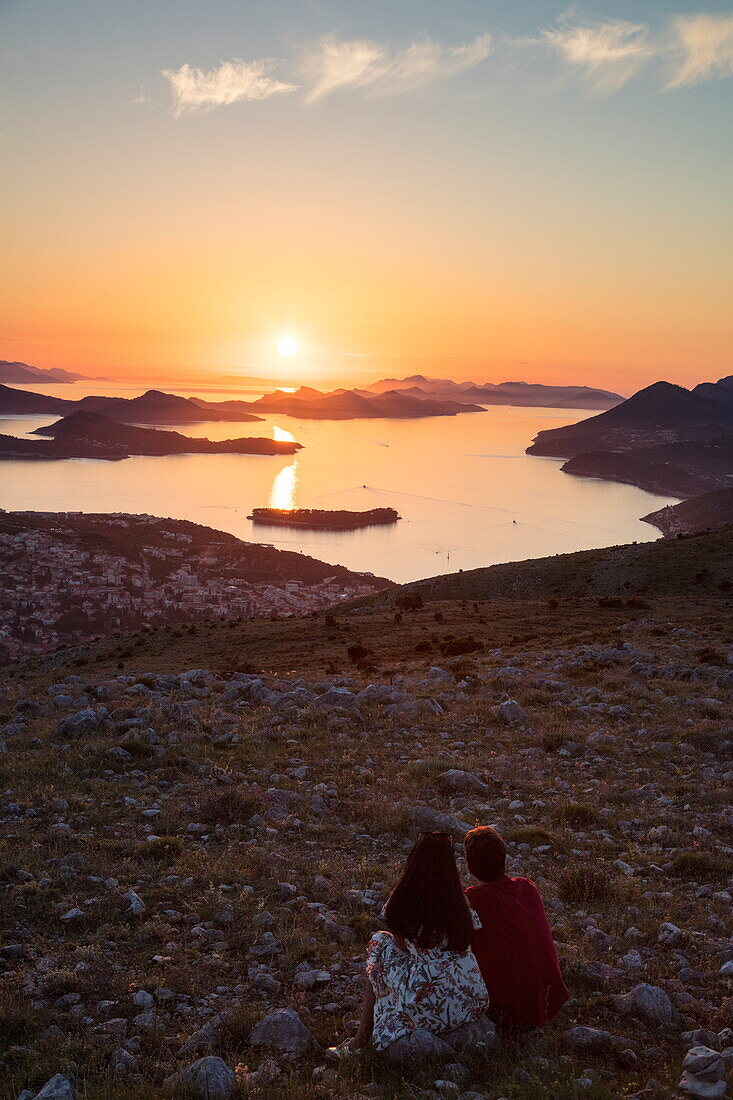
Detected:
left=463, top=827, right=569, bottom=1030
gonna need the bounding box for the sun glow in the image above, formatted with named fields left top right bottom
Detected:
left=276, top=335, right=298, bottom=358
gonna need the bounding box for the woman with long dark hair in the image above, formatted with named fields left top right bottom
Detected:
left=327, top=832, right=493, bottom=1062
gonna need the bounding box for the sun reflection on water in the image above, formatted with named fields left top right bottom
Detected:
left=272, top=425, right=296, bottom=443
left=268, top=461, right=298, bottom=509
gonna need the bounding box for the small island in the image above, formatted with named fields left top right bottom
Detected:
left=248, top=506, right=401, bottom=530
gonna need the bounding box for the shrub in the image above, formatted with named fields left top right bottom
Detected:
left=626, top=596, right=651, bottom=609
left=542, top=731, right=567, bottom=752
left=199, top=787, right=260, bottom=826
left=551, top=803, right=599, bottom=827
left=346, top=643, right=371, bottom=664
left=440, top=636, right=482, bottom=658
left=395, top=592, right=424, bottom=611
left=557, top=865, right=619, bottom=905
left=508, top=826, right=555, bottom=847
left=670, top=851, right=728, bottom=881
left=137, top=836, right=184, bottom=862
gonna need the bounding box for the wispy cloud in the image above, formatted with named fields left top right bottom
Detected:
left=163, top=59, right=297, bottom=116
left=666, top=12, right=733, bottom=88
left=304, top=33, right=492, bottom=103
left=539, top=11, right=654, bottom=92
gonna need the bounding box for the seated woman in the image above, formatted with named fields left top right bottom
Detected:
left=328, top=832, right=494, bottom=1063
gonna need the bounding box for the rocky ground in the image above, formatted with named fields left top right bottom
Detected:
left=1, top=589, right=732, bottom=1099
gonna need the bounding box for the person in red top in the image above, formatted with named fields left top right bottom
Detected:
left=463, top=825, right=569, bottom=1031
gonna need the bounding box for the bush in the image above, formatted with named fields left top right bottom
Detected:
left=440, top=636, right=482, bottom=658
left=508, top=826, right=555, bottom=847
left=551, top=803, right=600, bottom=827
left=542, top=731, right=567, bottom=752
left=199, top=787, right=260, bottom=826
left=670, top=851, right=728, bottom=881
left=557, top=865, right=619, bottom=906
left=137, top=835, right=184, bottom=862
left=395, top=592, right=424, bottom=611
left=346, top=643, right=371, bottom=664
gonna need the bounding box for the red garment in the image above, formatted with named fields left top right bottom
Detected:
left=465, top=876, right=569, bottom=1029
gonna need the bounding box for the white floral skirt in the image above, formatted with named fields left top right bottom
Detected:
left=366, top=930, right=490, bottom=1051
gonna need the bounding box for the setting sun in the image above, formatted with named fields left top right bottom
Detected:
left=276, top=335, right=298, bottom=358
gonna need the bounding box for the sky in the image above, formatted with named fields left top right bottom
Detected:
left=1, top=0, right=732, bottom=393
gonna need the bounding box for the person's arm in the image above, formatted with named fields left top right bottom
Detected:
left=352, top=979, right=375, bottom=1048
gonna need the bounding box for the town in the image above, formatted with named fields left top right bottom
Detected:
left=0, top=511, right=391, bottom=661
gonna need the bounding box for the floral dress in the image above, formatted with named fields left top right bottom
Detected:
left=365, top=914, right=489, bottom=1051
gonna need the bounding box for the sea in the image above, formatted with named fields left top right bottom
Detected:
left=0, top=381, right=678, bottom=583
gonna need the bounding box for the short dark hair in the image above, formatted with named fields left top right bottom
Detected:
left=464, top=826, right=506, bottom=882
left=384, top=832, right=473, bottom=952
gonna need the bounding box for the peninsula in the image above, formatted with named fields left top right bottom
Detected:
left=248, top=506, right=400, bottom=529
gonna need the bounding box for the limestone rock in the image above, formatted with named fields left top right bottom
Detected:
left=498, top=699, right=528, bottom=727
left=614, top=983, right=673, bottom=1024
left=249, top=1008, right=319, bottom=1056
left=32, top=1076, right=78, bottom=1100
left=563, top=1026, right=615, bottom=1054
left=409, top=805, right=471, bottom=839
left=678, top=1045, right=727, bottom=1098
left=163, top=1056, right=237, bottom=1099
left=439, top=770, right=489, bottom=795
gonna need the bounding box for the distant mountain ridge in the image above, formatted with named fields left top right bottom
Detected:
left=0, top=360, right=88, bottom=384
left=361, top=374, right=623, bottom=409
left=0, top=386, right=264, bottom=424
left=249, top=386, right=484, bottom=419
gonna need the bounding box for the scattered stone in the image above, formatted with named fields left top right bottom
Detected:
left=678, top=1045, right=727, bottom=1098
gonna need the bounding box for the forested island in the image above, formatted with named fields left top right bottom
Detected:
left=0, top=411, right=301, bottom=461
left=248, top=506, right=401, bottom=529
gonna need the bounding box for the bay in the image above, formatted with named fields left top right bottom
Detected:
left=0, top=382, right=677, bottom=583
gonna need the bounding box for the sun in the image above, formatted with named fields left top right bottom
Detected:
left=276, top=335, right=298, bottom=358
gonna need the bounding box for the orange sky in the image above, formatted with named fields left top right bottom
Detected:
left=2, top=1, right=732, bottom=395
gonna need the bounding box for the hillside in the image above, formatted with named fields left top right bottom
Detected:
left=0, top=511, right=391, bottom=661
left=0, top=529, right=731, bottom=1100
left=643, top=488, right=733, bottom=537
left=560, top=436, right=733, bottom=498
left=527, top=380, right=733, bottom=460
left=348, top=525, right=733, bottom=609
left=0, top=383, right=72, bottom=415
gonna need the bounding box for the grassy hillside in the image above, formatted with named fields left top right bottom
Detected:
left=347, top=526, right=733, bottom=609
left=1, top=530, right=731, bottom=1100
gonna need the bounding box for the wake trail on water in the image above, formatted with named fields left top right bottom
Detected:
left=313, top=484, right=619, bottom=535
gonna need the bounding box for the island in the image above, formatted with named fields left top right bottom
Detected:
left=0, top=411, right=301, bottom=461
left=248, top=506, right=401, bottom=529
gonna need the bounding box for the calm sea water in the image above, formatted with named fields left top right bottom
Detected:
left=0, top=382, right=677, bottom=583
